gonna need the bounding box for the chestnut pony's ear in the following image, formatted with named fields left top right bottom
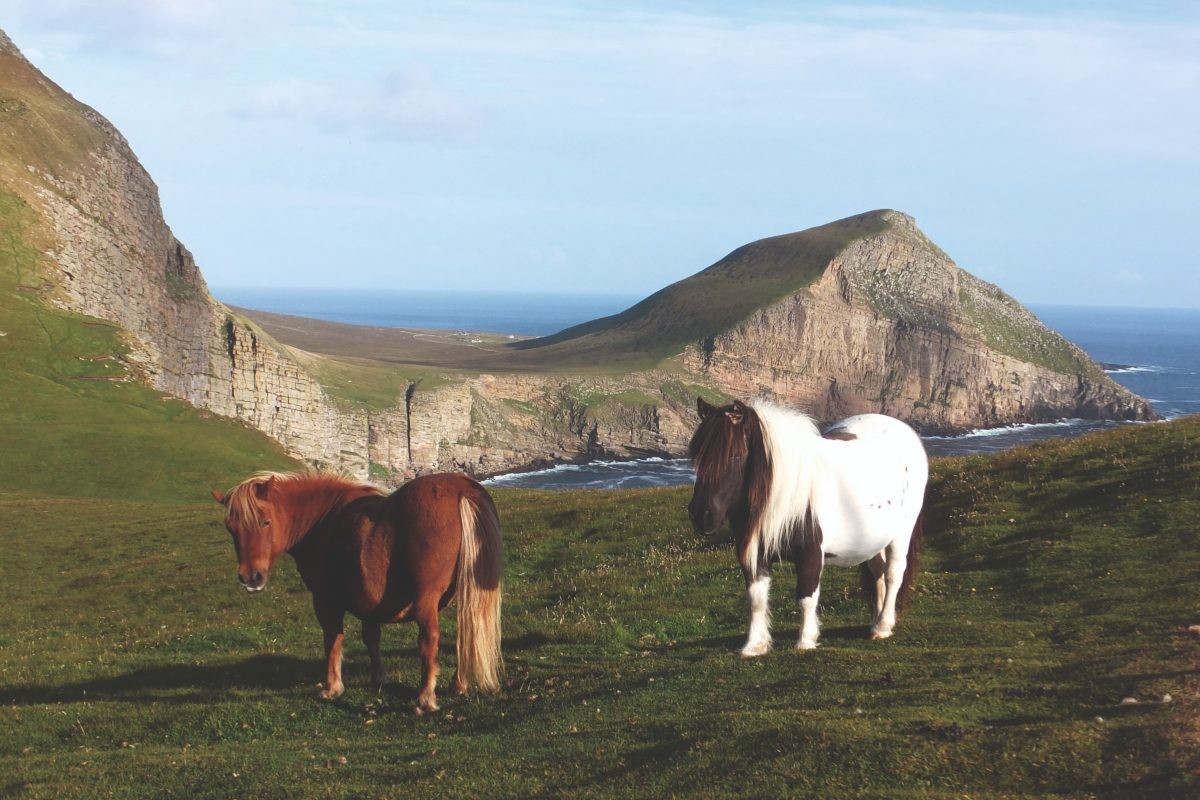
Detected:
left=211, top=489, right=227, bottom=505
left=697, top=397, right=716, bottom=420
left=253, top=476, right=275, bottom=499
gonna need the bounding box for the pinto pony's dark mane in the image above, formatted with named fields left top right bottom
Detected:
left=688, top=403, right=774, bottom=538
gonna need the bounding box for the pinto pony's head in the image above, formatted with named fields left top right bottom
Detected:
left=212, top=473, right=289, bottom=592
left=687, top=398, right=771, bottom=537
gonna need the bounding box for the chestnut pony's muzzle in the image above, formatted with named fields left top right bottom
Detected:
left=238, top=569, right=268, bottom=592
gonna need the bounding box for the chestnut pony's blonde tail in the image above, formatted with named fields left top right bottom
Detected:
left=456, top=493, right=504, bottom=693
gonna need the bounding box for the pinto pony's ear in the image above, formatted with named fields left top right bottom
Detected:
left=211, top=489, right=227, bottom=505
left=697, top=397, right=716, bottom=420
left=727, top=399, right=748, bottom=425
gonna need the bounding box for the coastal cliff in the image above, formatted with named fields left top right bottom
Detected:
left=0, top=29, right=1153, bottom=482
left=676, top=211, right=1153, bottom=431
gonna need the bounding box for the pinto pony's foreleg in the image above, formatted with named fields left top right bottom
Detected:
left=315, top=601, right=346, bottom=699
left=739, top=545, right=773, bottom=658
left=794, top=544, right=824, bottom=650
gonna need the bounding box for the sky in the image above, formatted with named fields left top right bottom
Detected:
left=1, top=1, right=1198, bottom=308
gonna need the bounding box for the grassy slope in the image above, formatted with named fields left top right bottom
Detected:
left=1, top=417, right=1196, bottom=799
left=507, top=211, right=892, bottom=368
left=0, top=190, right=298, bottom=502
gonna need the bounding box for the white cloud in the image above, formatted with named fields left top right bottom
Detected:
left=0, top=0, right=294, bottom=58
left=234, top=66, right=475, bottom=138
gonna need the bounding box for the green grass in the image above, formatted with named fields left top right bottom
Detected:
left=1, top=417, right=1196, bottom=798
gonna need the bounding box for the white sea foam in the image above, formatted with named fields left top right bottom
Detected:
left=923, top=419, right=1089, bottom=441
left=1104, top=365, right=1157, bottom=374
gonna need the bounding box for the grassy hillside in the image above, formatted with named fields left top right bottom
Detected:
left=0, top=190, right=298, bottom=502
left=508, top=210, right=892, bottom=368
left=1, top=417, right=1196, bottom=798
left=0, top=35, right=106, bottom=184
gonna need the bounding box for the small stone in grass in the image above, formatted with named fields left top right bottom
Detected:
left=1120, top=697, right=1138, bottom=705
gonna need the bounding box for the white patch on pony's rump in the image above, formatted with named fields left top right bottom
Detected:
left=797, top=586, right=820, bottom=650
left=748, top=401, right=820, bottom=560
left=741, top=575, right=773, bottom=657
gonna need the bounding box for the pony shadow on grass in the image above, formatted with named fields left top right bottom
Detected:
left=0, top=654, right=319, bottom=706
left=1, top=632, right=558, bottom=708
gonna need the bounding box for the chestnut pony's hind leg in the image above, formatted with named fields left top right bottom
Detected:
left=413, top=602, right=441, bottom=715
left=315, top=601, right=346, bottom=699
left=362, top=619, right=385, bottom=688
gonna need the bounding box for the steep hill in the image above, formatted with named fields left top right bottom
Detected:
left=512, top=211, right=891, bottom=364
left=660, top=210, right=1155, bottom=430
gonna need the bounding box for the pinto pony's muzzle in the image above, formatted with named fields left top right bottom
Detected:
left=688, top=495, right=721, bottom=537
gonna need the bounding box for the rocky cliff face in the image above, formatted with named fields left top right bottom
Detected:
left=678, top=211, right=1153, bottom=432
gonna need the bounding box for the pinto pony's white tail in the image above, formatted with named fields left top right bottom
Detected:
left=456, top=494, right=504, bottom=694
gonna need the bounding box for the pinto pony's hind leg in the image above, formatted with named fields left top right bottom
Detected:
left=362, top=620, right=384, bottom=689
left=871, top=544, right=905, bottom=640
left=861, top=553, right=886, bottom=620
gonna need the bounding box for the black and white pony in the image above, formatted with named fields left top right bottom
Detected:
left=688, top=398, right=928, bottom=655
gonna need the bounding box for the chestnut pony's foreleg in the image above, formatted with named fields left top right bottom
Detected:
left=414, top=602, right=441, bottom=715
left=315, top=600, right=346, bottom=699
left=362, top=619, right=384, bottom=688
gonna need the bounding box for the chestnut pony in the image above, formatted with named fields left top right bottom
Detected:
left=213, top=471, right=502, bottom=714
left=688, top=398, right=927, bottom=656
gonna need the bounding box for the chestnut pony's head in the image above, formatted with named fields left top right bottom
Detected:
left=212, top=474, right=288, bottom=592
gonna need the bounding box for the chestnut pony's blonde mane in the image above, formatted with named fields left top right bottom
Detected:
left=222, top=470, right=385, bottom=534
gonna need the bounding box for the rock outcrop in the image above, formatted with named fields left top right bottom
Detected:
left=675, top=211, right=1154, bottom=431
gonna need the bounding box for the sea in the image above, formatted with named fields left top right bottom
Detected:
left=214, top=287, right=1200, bottom=490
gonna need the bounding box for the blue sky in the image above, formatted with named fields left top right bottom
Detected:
left=2, top=1, right=1198, bottom=307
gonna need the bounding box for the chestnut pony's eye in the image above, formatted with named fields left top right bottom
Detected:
left=261, top=519, right=271, bottom=528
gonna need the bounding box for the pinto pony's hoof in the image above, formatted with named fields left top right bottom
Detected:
left=869, top=628, right=894, bottom=641
left=740, top=641, right=772, bottom=658
left=796, top=639, right=820, bottom=651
